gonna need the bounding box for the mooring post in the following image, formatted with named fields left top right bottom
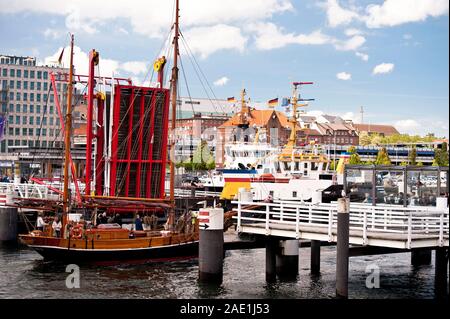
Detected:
left=434, top=247, right=448, bottom=297
left=266, top=237, right=278, bottom=283
left=276, top=239, right=299, bottom=280
left=311, top=240, right=321, bottom=275
left=198, top=207, right=224, bottom=285
left=0, top=187, right=18, bottom=243
left=411, top=248, right=432, bottom=266
left=336, top=197, right=350, bottom=299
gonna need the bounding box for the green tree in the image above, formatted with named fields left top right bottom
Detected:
left=433, top=142, right=449, bottom=166
left=409, top=147, right=417, bottom=165
left=192, top=140, right=214, bottom=171
left=348, top=146, right=362, bottom=165
left=375, top=147, right=392, bottom=165
left=359, top=132, right=371, bottom=146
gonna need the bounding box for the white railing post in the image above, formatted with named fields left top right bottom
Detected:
left=407, top=212, right=412, bottom=249
left=439, top=212, right=444, bottom=247
left=237, top=202, right=242, bottom=232
left=371, top=207, right=375, bottom=230
left=265, top=204, right=270, bottom=235
left=309, top=205, right=312, bottom=224
left=295, top=206, right=300, bottom=239
left=363, top=210, right=367, bottom=246
left=328, top=208, right=333, bottom=242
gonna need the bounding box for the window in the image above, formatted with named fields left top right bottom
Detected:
left=30, top=70, right=35, bottom=79
left=42, top=141, right=47, bottom=148
left=9, top=80, right=14, bottom=88
left=49, top=129, right=54, bottom=136
left=37, top=82, right=41, bottom=91
left=30, top=82, right=34, bottom=90
left=24, top=70, right=28, bottom=78
left=37, top=93, right=41, bottom=102
left=2, top=69, right=6, bottom=76
left=16, top=81, right=21, bottom=89
left=23, top=104, right=27, bottom=113
left=22, top=116, right=27, bottom=124
left=10, top=69, right=15, bottom=77
left=36, top=105, right=40, bottom=113
left=17, top=69, right=21, bottom=78
left=36, top=128, right=40, bottom=135
left=22, top=128, right=27, bottom=136
left=35, top=141, right=40, bottom=147
left=30, top=105, right=34, bottom=113
left=37, top=71, right=42, bottom=79
left=29, top=116, right=34, bottom=125
left=1, top=141, right=5, bottom=153
left=28, top=128, right=33, bottom=136
left=16, top=104, right=20, bottom=112
left=30, top=93, right=34, bottom=101
left=49, top=117, right=53, bottom=125
left=8, top=128, right=13, bottom=136
left=43, top=117, right=47, bottom=125
left=15, top=116, right=20, bottom=124
left=15, top=128, right=19, bottom=135
left=43, top=94, right=47, bottom=101
left=9, top=92, right=14, bottom=101
left=43, top=71, right=48, bottom=80
left=293, top=191, right=297, bottom=198
left=28, top=140, right=33, bottom=147
left=8, top=115, right=13, bottom=123
left=43, top=82, right=48, bottom=91
left=1, top=103, right=6, bottom=113
left=16, top=92, right=20, bottom=101
left=49, top=105, right=54, bottom=114
left=22, top=140, right=27, bottom=146
left=23, top=81, right=28, bottom=89
left=9, top=104, right=13, bottom=112
left=15, top=140, right=20, bottom=146
left=8, top=140, right=13, bottom=146
left=23, top=92, right=27, bottom=101
left=42, top=128, right=47, bottom=136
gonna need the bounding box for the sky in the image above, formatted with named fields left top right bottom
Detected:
left=0, top=0, right=448, bottom=137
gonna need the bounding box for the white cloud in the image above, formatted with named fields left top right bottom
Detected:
left=365, top=0, right=449, bottom=28
left=183, top=24, right=248, bottom=58
left=395, top=119, right=421, bottom=134
left=323, top=0, right=361, bottom=27
left=372, top=62, right=395, bottom=75
left=213, top=76, right=230, bottom=87
left=355, top=51, right=369, bottom=61
left=43, top=28, right=63, bottom=39
left=344, top=28, right=363, bottom=36
left=334, top=35, right=366, bottom=51
left=43, top=46, right=151, bottom=79
left=336, top=72, right=352, bottom=80
left=341, top=111, right=358, bottom=122
left=0, top=0, right=293, bottom=38
left=120, top=61, right=148, bottom=75
left=403, top=33, right=413, bottom=40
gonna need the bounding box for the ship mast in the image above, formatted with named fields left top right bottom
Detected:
left=286, top=82, right=313, bottom=149
left=169, top=0, right=180, bottom=228
left=62, top=34, right=74, bottom=234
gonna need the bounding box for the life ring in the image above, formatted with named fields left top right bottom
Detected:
left=70, top=225, right=83, bottom=239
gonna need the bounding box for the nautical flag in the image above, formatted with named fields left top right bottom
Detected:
left=0, top=116, right=5, bottom=141
left=281, top=98, right=290, bottom=107
left=227, top=97, right=236, bottom=102
left=57, top=47, right=65, bottom=65
left=267, top=98, right=278, bottom=108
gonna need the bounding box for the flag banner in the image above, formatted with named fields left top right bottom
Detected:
left=58, top=47, right=65, bottom=65
left=267, top=97, right=278, bottom=108
left=281, top=97, right=290, bottom=106
left=227, top=97, right=236, bottom=102
left=0, top=116, right=5, bottom=141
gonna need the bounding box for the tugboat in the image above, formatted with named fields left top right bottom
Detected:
left=18, top=0, right=199, bottom=263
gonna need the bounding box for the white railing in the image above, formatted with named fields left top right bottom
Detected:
left=165, top=188, right=221, bottom=198
left=233, top=200, right=449, bottom=248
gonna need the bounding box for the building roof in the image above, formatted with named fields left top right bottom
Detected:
left=297, top=128, right=322, bottom=136
left=219, top=109, right=289, bottom=128
left=298, top=115, right=316, bottom=123
left=353, top=123, right=399, bottom=136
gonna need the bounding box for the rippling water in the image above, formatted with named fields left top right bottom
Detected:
left=0, top=244, right=445, bottom=299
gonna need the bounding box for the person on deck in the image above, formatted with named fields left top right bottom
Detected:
left=135, top=214, right=143, bottom=231
left=114, top=214, right=122, bottom=226
left=36, top=212, right=47, bottom=232
left=52, top=216, right=62, bottom=238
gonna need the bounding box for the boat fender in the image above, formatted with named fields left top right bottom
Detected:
left=70, top=225, right=83, bottom=239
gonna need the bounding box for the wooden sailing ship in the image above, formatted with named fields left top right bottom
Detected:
left=18, top=0, right=200, bottom=263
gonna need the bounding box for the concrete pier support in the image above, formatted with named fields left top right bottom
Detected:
left=311, top=240, right=321, bottom=275
left=411, top=249, right=432, bottom=266
left=336, top=197, right=350, bottom=299
left=276, top=239, right=299, bottom=280
left=198, top=208, right=224, bottom=285
left=434, top=247, right=448, bottom=297
left=265, top=237, right=278, bottom=283
left=0, top=207, right=18, bottom=242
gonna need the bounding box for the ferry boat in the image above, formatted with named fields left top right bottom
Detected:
left=18, top=0, right=200, bottom=263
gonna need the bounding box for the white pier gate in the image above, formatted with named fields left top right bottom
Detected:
left=234, top=200, right=449, bottom=249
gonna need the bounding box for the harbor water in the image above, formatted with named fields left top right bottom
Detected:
left=0, top=244, right=444, bottom=299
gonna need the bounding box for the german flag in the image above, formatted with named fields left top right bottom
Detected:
left=227, top=97, right=236, bottom=102
left=267, top=97, right=278, bottom=108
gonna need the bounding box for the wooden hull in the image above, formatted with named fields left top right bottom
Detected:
left=19, top=234, right=199, bottom=264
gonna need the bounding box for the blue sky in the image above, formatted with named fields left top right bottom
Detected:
left=0, top=0, right=448, bottom=137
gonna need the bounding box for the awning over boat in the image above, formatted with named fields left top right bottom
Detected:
left=220, top=181, right=251, bottom=200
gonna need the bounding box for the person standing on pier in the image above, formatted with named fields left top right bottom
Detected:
left=52, top=216, right=62, bottom=238
left=135, top=215, right=143, bottom=231
left=36, top=212, right=47, bottom=232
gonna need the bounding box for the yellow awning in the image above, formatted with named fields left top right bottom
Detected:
left=220, top=181, right=251, bottom=200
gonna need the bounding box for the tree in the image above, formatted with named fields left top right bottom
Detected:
left=348, top=146, right=362, bottom=165
left=433, top=142, right=449, bottom=166
left=359, top=132, right=371, bottom=146
left=375, top=147, right=392, bottom=165
left=192, top=140, right=214, bottom=171
left=409, top=147, right=417, bottom=165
